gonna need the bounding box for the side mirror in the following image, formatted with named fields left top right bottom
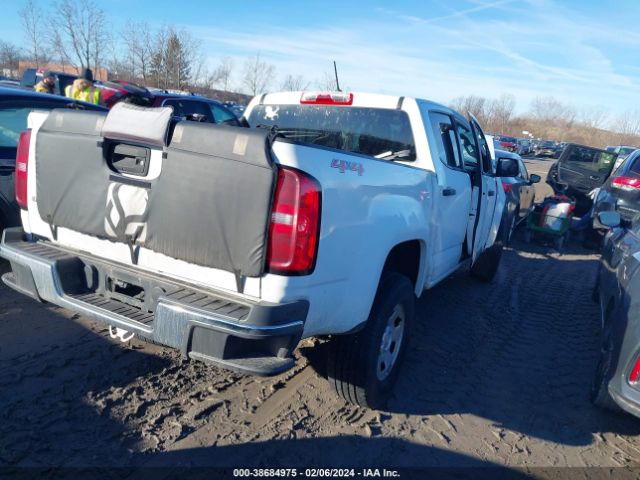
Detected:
left=496, top=157, right=519, bottom=177
left=596, top=211, right=621, bottom=229
left=529, top=173, right=541, bottom=184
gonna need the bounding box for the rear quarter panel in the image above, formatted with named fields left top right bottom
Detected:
left=263, top=140, right=432, bottom=336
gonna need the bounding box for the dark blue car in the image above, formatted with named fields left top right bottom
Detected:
left=0, top=87, right=107, bottom=232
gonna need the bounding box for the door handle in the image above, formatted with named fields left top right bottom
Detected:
left=590, top=175, right=599, bottom=181
left=488, top=190, right=495, bottom=197
left=442, top=187, right=457, bottom=196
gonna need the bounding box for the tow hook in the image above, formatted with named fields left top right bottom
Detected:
left=108, top=326, right=135, bottom=343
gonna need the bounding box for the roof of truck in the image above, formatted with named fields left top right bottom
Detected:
left=255, top=91, right=465, bottom=122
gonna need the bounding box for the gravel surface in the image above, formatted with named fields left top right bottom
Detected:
left=2, top=237, right=640, bottom=475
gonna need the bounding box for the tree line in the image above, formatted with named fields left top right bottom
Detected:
left=2, top=0, right=339, bottom=97
left=450, top=94, right=640, bottom=148
left=0, top=0, right=636, bottom=148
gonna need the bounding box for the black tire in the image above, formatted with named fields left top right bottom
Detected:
left=471, top=214, right=508, bottom=282
left=591, top=326, right=621, bottom=412
left=326, top=272, right=415, bottom=409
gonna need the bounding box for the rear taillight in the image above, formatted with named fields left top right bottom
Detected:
left=630, top=356, right=640, bottom=384
left=15, top=129, right=31, bottom=210
left=300, top=91, right=353, bottom=105
left=267, top=167, right=321, bottom=274
left=612, top=176, right=640, bottom=191
left=502, top=182, right=512, bottom=194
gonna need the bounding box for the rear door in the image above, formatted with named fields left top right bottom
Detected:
left=557, top=144, right=617, bottom=194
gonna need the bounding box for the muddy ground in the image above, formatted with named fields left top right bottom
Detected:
left=2, top=159, right=640, bottom=477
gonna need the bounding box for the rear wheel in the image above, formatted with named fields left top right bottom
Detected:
left=591, top=324, right=621, bottom=412
left=326, top=272, right=415, bottom=409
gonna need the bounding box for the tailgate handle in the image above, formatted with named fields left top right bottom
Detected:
left=488, top=190, right=495, bottom=197
left=109, top=144, right=151, bottom=176
left=442, top=187, right=457, bottom=196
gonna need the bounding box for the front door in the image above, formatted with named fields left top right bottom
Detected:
left=426, top=110, right=473, bottom=280
left=469, top=115, right=497, bottom=262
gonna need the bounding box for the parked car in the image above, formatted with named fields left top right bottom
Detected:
left=20, top=68, right=154, bottom=108
left=609, top=145, right=638, bottom=171
left=516, top=138, right=532, bottom=156
left=496, top=135, right=518, bottom=153
left=0, top=91, right=509, bottom=409
left=592, top=210, right=640, bottom=418
left=496, top=150, right=540, bottom=236
left=150, top=92, right=240, bottom=126
left=534, top=140, right=557, bottom=157
left=554, top=142, right=568, bottom=158
left=547, top=143, right=617, bottom=216
left=0, top=87, right=107, bottom=233
left=593, top=149, right=640, bottom=223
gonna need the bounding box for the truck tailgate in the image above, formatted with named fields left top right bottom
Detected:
left=32, top=106, right=277, bottom=281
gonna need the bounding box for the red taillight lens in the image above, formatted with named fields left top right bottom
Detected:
left=300, top=91, right=353, bottom=105
left=15, top=129, right=31, bottom=210
left=630, top=356, right=640, bottom=384
left=267, top=167, right=321, bottom=274
left=612, top=176, right=640, bottom=191
left=502, top=182, right=512, bottom=193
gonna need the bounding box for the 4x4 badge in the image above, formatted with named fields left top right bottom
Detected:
left=331, top=159, right=364, bottom=176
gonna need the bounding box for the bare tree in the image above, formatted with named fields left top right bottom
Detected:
left=449, top=95, right=489, bottom=126
left=0, top=41, right=22, bottom=78
left=316, top=71, right=338, bottom=91
left=212, top=57, right=233, bottom=91
left=20, top=0, right=49, bottom=68
left=488, top=93, right=516, bottom=133
left=612, top=110, right=640, bottom=145
left=242, top=54, right=274, bottom=95
left=121, top=21, right=154, bottom=82
left=48, top=0, right=108, bottom=72
left=280, top=74, right=308, bottom=91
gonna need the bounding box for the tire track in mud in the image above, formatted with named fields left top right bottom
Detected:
left=3, top=240, right=640, bottom=467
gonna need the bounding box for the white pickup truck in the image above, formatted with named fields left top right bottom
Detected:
left=0, top=91, right=512, bottom=408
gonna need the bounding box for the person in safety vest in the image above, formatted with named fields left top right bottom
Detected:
left=34, top=71, right=55, bottom=94
left=65, top=68, right=101, bottom=105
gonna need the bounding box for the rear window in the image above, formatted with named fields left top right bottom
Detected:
left=247, top=105, right=416, bottom=161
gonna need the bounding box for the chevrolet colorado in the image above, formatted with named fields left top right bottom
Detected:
left=0, top=91, right=507, bottom=408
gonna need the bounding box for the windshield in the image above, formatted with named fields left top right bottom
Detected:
left=247, top=104, right=416, bottom=161
left=541, top=141, right=555, bottom=147
left=501, top=136, right=517, bottom=143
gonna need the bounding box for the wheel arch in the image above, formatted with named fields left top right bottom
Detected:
left=381, top=239, right=426, bottom=298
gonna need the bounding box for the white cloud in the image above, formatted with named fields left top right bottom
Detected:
left=191, top=0, right=640, bottom=115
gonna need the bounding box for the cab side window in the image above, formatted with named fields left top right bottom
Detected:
left=428, top=112, right=461, bottom=169
left=455, top=122, right=479, bottom=173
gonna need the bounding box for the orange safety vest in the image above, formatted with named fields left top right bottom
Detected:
left=65, top=85, right=100, bottom=105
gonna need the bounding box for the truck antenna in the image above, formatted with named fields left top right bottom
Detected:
left=333, top=61, right=341, bottom=92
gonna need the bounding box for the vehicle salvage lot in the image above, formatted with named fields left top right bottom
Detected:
left=2, top=237, right=640, bottom=472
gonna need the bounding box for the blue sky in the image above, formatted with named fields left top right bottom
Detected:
left=2, top=0, right=639, bottom=117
